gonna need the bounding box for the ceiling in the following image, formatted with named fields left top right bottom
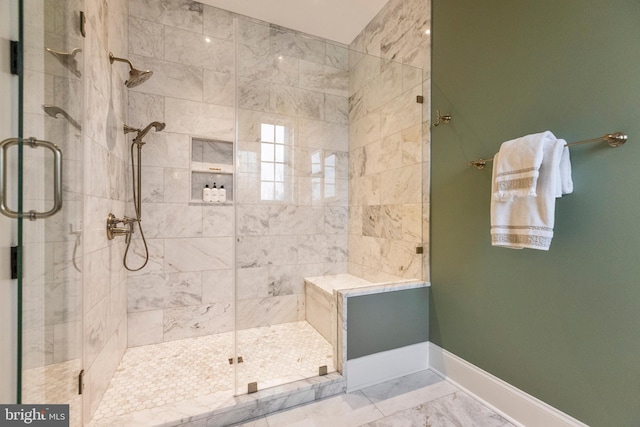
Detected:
left=198, top=0, right=390, bottom=45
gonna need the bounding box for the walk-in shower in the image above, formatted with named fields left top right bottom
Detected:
left=106, top=121, right=166, bottom=272
left=8, top=0, right=429, bottom=425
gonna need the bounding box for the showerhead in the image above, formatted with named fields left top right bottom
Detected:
left=109, top=52, right=153, bottom=88
left=124, top=121, right=166, bottom=144
left=126, top=68, right=153, bottom=88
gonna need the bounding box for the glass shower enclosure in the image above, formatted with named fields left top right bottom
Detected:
left=2, top=0, right=84, bottom=424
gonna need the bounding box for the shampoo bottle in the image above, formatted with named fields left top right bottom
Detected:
left=211, top=182, right=219, bottom=203
left=218, top=185, right=226, bottom=203
left=203, top=184, right=211, bottom=202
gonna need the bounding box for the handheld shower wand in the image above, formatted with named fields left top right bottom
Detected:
left=106, top=121, right=166, bottom=271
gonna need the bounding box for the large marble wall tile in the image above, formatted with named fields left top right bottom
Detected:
left=238, top=77, right=270, bottom=112
left=299, top=60, right=348, bottom=97
left=129, top=16, right=164, bottom=59
left=164, top=26, right=234, bottom=73
left=203, top=70, right=234, bottom=107
left=143, top=202, right=203, bottom=238
left=128, top=92, right=165, bottom=129
left=235, top=19, right=270, bottom=50
left=236, top=43, right=299, bottom=86
left=402, top=204, right=423, bottom=243
left=126, top=238, right=165, bottom=277
left=130, top=0, right=203, bottom=33
left=324, top=94, right=349, bottom=125
left=164, top=237, right=234, bottom=272
left=202, top=268, right=234, bottom=303
left=236, top=204, right=270, bottom=235
left=297, top=235, right=325, bottom=264
left=165, top=97, right=234, bottom=140
left=202, top=5, right=234, bottom=41
left=163, top=168, right=191, bottom=203
left=349, top=112, right=381, bottom=150
left=202, top=204, right=235, bottom=236
left=363, top=61, right=404, bottom=114
left=235, top=294, right=300, bottom=330
left=326, top=43, right=349, bottom=71
left=269, top=205, right=324, bottom=236
left=299, top=118, right=348, bottom=151
left=237, top=267, right=269, bottom=300
left=379, top=90, right=422, bottom=138
left=269, top=27, right=326, bottom=65
left=268, top=265, right=305, bottom=296
left=45, top=280, right=82, bottom=325
left=325, top=234, right=348, bottom=263
left=163, top=302, right=233, bottom=341
left=128, top=273, right=168, bottom=312
left=128, top=309, right=164, bottom=347
left=379, top=164, right=422, bottom=205
left=363, top=0, right=404, bottom=57
left=128, top=54, right=203, bottom=101
left=140, top=166, right=165, bottom=202
left=325, top=206, right=348, bottom=234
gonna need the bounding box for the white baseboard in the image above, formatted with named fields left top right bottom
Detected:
left=346, top=342, right=429, bottom=392
left=428, top=343, right=588, bottom=427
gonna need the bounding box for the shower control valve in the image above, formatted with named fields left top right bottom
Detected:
left=106, top=213, right=134, bottom=240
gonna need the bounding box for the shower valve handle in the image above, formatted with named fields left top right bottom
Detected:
left=106, top=213, right=134, bottom=240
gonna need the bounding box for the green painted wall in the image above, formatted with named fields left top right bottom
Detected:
left=347, top=288, right=429, bottom=360
left=430, top=1, right=640, bottom=425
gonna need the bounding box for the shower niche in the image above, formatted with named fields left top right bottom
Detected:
left=190, top=137, right=233, bottom=203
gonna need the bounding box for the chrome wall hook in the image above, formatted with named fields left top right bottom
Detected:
left=433, top=109, right=452, bottom=127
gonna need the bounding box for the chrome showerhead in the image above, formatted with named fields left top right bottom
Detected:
left=109, top=52, right=153, bottom=88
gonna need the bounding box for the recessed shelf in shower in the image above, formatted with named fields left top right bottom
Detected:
left=190, top=137, right=234, bottom=203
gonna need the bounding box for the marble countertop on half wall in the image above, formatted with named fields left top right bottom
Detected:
left=304, top=273, right=430, bottom=297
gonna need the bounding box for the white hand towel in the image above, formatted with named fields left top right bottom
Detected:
left=491, top=138, right=566, bottom=250
left=559, top=145, right=573, bottom=195
left=493, top=131, right=556, bottom=201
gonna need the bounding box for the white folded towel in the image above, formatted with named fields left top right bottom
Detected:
left=559, top=144, right=573, bottom=195
left=491, top=135, right=571, bottom=250
left=493, top=131, right=556, bottom=201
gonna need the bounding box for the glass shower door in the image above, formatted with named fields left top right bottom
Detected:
left=16, top=0, right=84, bottom=425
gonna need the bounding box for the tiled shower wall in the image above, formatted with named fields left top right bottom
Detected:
left=82, top=0, right=129, bottom=421
left=348, top=0, right=431, bottom=282
left=125, top=1, right=349, bottom=345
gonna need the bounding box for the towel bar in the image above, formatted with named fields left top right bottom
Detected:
left=468, top=132, right=627, bottom=169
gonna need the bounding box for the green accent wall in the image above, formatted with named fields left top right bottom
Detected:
left=430, top=1, right=640, bottom=425
left=347, top=288, right=429, bottom=360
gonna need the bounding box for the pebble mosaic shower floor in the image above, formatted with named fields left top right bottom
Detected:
left=91, top=321, right=334, bottom=423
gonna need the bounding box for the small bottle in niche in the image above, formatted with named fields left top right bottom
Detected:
left=210, top=182, right=219, bottom=203
left=203, top=184, right=211, bottom=202
left=218, top=185, right=226, bottom=203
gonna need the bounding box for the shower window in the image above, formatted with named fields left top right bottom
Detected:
left=260, top=123, right=286, bottom=201
left=310, top=151, right=336, bottom=201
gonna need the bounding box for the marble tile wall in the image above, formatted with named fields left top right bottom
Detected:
left=347, top=0, right=431, bottom=282
left=81, top=0, right=130, bottom=423
left=126, top=1, right=349, bottom=342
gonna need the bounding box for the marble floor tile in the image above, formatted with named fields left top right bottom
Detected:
left=263, top=391, right=384, bottom=427
left=362, top=392, right=514, bottom=427
left=233, top=370, right=515, bottom=427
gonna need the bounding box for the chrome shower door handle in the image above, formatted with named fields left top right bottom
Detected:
left=0, top=137, right=63, bottom=220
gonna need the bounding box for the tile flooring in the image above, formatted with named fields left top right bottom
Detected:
left=91, top=321, right=334, bottom=425
left=234, top=370, right=516, bottom=427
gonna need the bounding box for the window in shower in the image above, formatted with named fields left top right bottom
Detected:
left=260, top=123, right=286, bottom=201
left=310, top=151, right=336, bottom=202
